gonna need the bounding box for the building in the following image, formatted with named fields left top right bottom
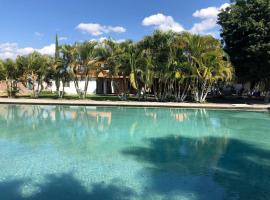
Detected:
left=51, top=68, right=128, bottom=95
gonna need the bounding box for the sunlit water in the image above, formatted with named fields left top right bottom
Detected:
left=0, top=105, right=270, bottom=200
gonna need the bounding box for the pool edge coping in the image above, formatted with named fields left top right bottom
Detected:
left=0, top=98, right=269, bottom=112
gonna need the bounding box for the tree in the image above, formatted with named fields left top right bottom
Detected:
left=107, top=31, right=232, bottom=102
left=0, top=31, right=233, bottom=102
left=0, top=60, right=3, bottom=80
left=0, top=59, right=23, bottom=97
left=56, top=44, right=75, bottom=98
left=122, top=41, right=141, bottom=95
left=60, top=41, right=101, bottom=99
left=102, top=39, right=121, bottom=77
left=55, top=34, right=60, bottom=59
left=218, top=0, right=270, bottom=101
left=26, top=52, right=52, bottom=98
left=102, top=39, right=139, bottom=99
left=138, top=31, right=176, bottom=101
left=75, top=41, right=100, bottom=99
left=53, top=34, right=62, bottom=97
left=182, top=33, right=233, bottom=102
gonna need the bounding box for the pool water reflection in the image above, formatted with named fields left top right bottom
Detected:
left=0, top=105, right=269, bottom=200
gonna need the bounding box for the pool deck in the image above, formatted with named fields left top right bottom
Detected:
left=0, top=98, right=269, bottom=111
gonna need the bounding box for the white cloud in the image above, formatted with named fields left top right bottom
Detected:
left=0, top=43, right=55, bottom=60
left=35, top=32, right=44, bottom=37
left=90, top=37, right=126, bottom=43
left=34, top=32, right=44, bottom=40
left=193, top=7, right=220, bottom=19
left=142, top=13, right=185, bottom=32
left=220, top=3, right=231, bottom=10
left=38, top=44, right=55, bottom=55
left=107, top=26, right=126, bottom=33
left=90, top=37, right=107, bottom=42
left=141, top=4, right=230, bottom=37
left=76, top=23, right=126, bottom=36
left=115, top=39, right=126, bottom=43
left=59, top=37, right=68, bottom=41
left=190, top=3, right=230, bottom=35
left=190, top=18, right=217, bottom=34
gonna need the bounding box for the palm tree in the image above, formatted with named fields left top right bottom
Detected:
left=102, top=39, right=139, bottom=99
left=0, top=31, right=234, bottom=102
left=182, top=33, right=233, bottom=102
left=26, top=52, right=51, bottom=98
left=0, top=59, right=22, bottom=97
left=59, top=44, right=77, bottom=98
left=124, top=41, right=139, bottom=92
left=136, top=49, right=154, bottom=100
left=102, top=39, right=122, bottom=76
left=16, top=55, right=29, bottom=84
left=76, top=41, right=100, bottom=99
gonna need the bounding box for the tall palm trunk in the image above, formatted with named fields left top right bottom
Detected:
left=56, top=77, right=60, bottom=98
left=36, top=79, right=43, bottom=98
left=74, top=76, right=83, bottom=98
left=32, top=71, right=35, bottom=97
left=83, top=74, right=90, bottom=99
left=265, top=91, right=270, bottom=104
left=6, top=78, right=11, bottom=98
left=37, top=80, right=40, bottom=98
left=60, top=80, right=65, bottom=98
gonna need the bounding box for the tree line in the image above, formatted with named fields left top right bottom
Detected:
left=0, top=31, right=233, bottom=102
left=0, top=0, right=269, bottom=102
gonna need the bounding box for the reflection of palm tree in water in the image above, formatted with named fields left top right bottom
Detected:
left=87, top=111, right=112, bottom=126
left=170, top=111, right=188, bottom=122
left=144, top=109, right=188, bottom=122
left=145, top=112, right=157, bottom=120
left=0, top=105, right=109, bottom=147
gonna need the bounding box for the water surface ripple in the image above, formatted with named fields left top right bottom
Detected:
left=0, top=105, right=270, bottom=200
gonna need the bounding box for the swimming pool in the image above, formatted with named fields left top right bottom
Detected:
left=0, top=105, right=269, bottom=200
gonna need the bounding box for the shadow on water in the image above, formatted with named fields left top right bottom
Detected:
left=0, top=173, right=136, bottom=200
left=1, top=105, right=270, bottom=199
left=122, top=136, right=270, bottom=200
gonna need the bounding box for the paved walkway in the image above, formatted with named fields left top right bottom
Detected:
left=0, top=98, right=269, bottom=111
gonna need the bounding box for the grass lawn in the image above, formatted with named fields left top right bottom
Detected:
left=0, top=91, right=139, bottom=101
left=0, top=91, right=267, bottom=105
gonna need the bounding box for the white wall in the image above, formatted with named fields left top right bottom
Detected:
left=51, top=79, right=97, bottom=95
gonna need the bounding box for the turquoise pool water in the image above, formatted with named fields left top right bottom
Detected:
left=0, top=105, right=269, bottom=200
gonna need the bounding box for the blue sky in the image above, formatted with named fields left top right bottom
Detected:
left=0, top=0, right=230, bottom=59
